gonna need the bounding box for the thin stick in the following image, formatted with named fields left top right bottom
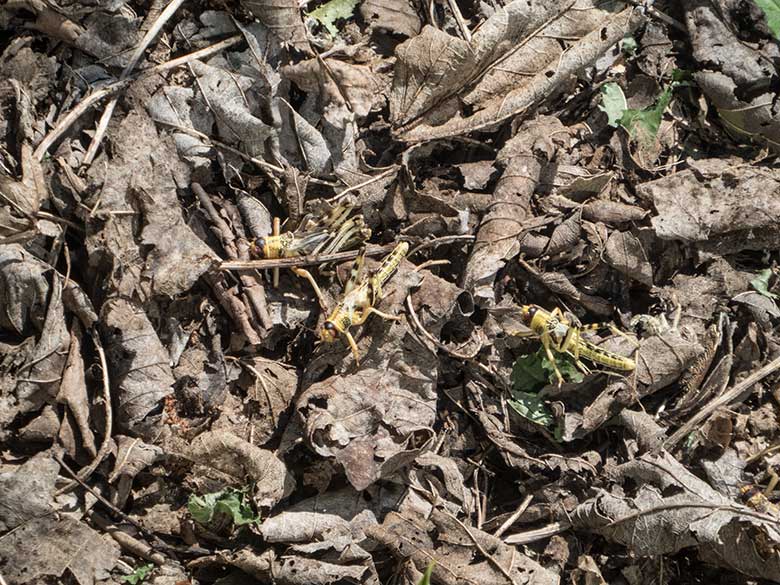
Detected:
left=663, top=354, right=780, bottom=450
left=83, top=0, right=189, bottom=167
left=34, top=35, right=244, bottom=161
left=55, top=329, right=113, bottom=494
left=220, top=243, right=398, bottom=271
left=493, top=495, right=533, bottom=538
left=326, top=167, right=398, bottom=203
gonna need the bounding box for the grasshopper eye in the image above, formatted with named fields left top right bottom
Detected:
left=253, top=237, right=266, bottom=256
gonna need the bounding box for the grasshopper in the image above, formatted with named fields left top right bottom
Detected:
left=741, top=467, right=780, bottom=517
left=250, top=204, right=371, bottom=305
left=319, top=242, right=409, bottom=364
left=509, top=305, right=637, bottom=385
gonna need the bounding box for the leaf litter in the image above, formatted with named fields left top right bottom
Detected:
left=4, top=1, right=780, bottom=584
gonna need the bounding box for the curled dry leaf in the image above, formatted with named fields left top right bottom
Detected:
left=463, top=116, right=569, bottom=306
left=188, top=430, right=294, bottom=507
left=241, top=0, right=309, bottom=52
left=581, top=199, right=648, bottom=225
left=101, top=298, right=174, bottom=435
left=260, top=483, right=405, bottom=543
left=367, top=509, right=560, bottom=585
left=685, top=2, right=780, bottom=152
left=641, top=159, right=780, bottom=256
left=572, top=450, right=780, bottom=582
left=1, top=267, right=69, bottom=441
left=604, top=230, right=653, bottom=287
left=229, top=547, right=372, bottom=585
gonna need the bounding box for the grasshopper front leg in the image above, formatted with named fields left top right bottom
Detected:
left=344, top=330, right=361, bottom=365
left=292, top=267, right=328, bottom=310
left=540, top=331, right=564, bottom=386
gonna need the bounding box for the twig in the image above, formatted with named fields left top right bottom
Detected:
left=220, top=243, right=398, bottom=271
left=663, top=354, right=780, bottom=450
left=503, top=521, right=571, bottom=545
left=326, top=167, right=398, bottom=203
left=82, top=0, right=189, bottom=167
left=55, top=327, right=113, bottom=494
left=443, top=511, right=519, bottom=585
left=493, top=495, right=533, bottom=538
left=409, top=234, right=475, bottom=257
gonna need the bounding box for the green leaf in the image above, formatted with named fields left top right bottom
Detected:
left=418, top=561, right=435, bottom=585
left=599, top=82, right=628, bottom=128
left=620, top=36, right=638, bottom=56
left=511, top=350, right=549, bottom=392
left=755, top=0, right=780, bottom=38
left=508, top=392, right=554, bottom=428
left=122, top=564, right=153, bottom=585
left=619, top=84, right=673, bottom=144
left=542, top=352, right=584, bottom=384
left=188, top=488, right=259, bottom=529
left=751, top=268, right=779, bottom=299
left=309, top=0, right=360, bottom=36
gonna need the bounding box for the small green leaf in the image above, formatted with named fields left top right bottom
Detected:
left=619, top=84, right=674, bottom=145
left=750, top=268, right=779, bottom=299
left=511, top=351, right=549, bottom=392
left=122, top=564, right=154, bottom=585
left=309, top=0, right=360, bottom=36
left=599, top=82, right=628, bottom=128
left=188, top=488, right=258, bottom=529
left=620, top=36, right=638, bottom=56
left=418, top=561, right=435, bottom=585
left=542, top=352, right=584, bottom=384
left=755, top=0, right=780, bottom=38
left=508, top=392, right=554, bottom=428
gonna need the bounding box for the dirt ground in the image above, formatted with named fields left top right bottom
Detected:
left=3, top=1, right=780, bottom=584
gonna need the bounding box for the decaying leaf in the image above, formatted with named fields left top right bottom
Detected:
left=641, top=159, right=780, bottom=255
left=0, top=515, right=120, bottom=585
left=188, top=430, right=295, bottom=507
left=604, top=230, right=653, bottom=287
left=242, top=0, right=310, bottom=51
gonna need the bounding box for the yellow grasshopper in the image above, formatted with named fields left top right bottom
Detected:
left=741, top=467, right=780, bottom=517
left=250, top=204, right=371, bottom=305
left=319, top=242, right=409, bottom=364
left=510, top=305, right=637, bottom=385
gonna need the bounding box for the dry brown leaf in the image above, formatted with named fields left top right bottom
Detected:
left=400, top=6, right=643, bottom=140
left=641, top=159, right=780, bottom=255
left=101, top=298, right=173, bottom=435
left=188, top=430, right=295, bottom=507
left=367, top=509, right=560, bottom=585
left=242, top=0, right=309, bottom=51
left=636, top=330, right=702, bottom=394
left=572, top=450, right=780, bottom=582
left=0, top=515, right=120, bottom=585
left=463, top=116, right=569, bottom=306
left=604, top=230, right=653, bottom=287
left=360, top=0, right=421, bottom=37
left=686, top=2, right=780, bottom=152
left=0, top=453, right=59, bottom=532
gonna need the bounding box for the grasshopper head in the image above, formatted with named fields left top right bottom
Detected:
left=250, top=237, right=267, bottom=258
left=520, top=305, right=538, bottom=325
left=320, top=321, right=339, bottom=343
